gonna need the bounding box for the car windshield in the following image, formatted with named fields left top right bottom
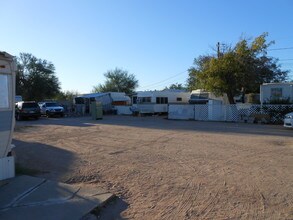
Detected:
left=46, top=103, right=59, bottom=107
left=22, top=103, right=38, bottom=108
left=190, top=93, right=209, bottom=100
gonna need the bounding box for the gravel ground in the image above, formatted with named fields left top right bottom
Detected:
left=13, top=115, right=293, bottom=219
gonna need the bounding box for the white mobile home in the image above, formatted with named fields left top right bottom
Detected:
left=134, top=90, right=190, bottom=114
left=0, top=52, right=16, bottom=180
left=260, top=83, right=293, bottom=104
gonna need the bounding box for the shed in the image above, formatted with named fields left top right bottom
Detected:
left=260, top=83, right=293, bottom=104
left=74, top=93, right=112, bottom=113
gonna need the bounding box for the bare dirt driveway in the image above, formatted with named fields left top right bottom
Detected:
left=13, top=115, right=293, bottom=219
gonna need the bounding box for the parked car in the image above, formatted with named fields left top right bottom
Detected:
left=284, top=112, right=293, bottom=128
left=38, top=102, right=64, bottom=117
left=15, top=101, right=41, bottom=120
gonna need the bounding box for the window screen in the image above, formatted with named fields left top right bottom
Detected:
left=0, top=74, right=11, bottom=109
left=271, top=88, right=282, bottom=99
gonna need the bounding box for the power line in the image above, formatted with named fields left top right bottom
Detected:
left=139, top=70, right=188, bottom=89
left=279, top=59, right=293, bottom=61
left=268, top=47, right=293, bottom=51
left=142, top=76, right=188, bottom=90
left=141, top=75, right=188, bottom=90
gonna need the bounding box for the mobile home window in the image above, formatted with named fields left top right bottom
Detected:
left=176, top=97, right=182, bottom=101
left=132, top=96, right=137, bottom=104
left=0, top=74, right=11, bottom=109
left=139, top=97, right=151, bottom=103
left=156, top=97, right=168, bottom=104
left=271, top=88, right=282, bottom=99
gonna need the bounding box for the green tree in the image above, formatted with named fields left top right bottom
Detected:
left=54, top=90, right=79, bottom=102
left=164, top=83, right=186, bottom=90
left=92, top=68, right=138, bottom=94
left=16, top=53, right=61, bottom=101
left=187, top=33, right=288, bottom=104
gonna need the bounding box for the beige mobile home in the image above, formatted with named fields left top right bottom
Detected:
left=0, top=51, right=16, bottom=180
left=134, top=90, right=190, bottom=114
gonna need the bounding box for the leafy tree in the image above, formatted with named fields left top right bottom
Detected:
left=16, top=53, right=61, bottom=101
left=92, top=68, right=138, bottom=94
left=54, top=90, right=79, bottom=102
left=187, top=33, right=288, bottom=104
left=164, top=83, right=187, bottom=90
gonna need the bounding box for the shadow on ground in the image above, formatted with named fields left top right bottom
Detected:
left=12, top=139, right=77, bottom=181
left=95, top=197, right=129, bottom=220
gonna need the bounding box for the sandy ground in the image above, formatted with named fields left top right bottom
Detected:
left=13, top=115, right=293, bottom=219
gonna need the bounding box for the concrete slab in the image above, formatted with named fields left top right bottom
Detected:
left=16, top=180, right=80, bottom=206
left=0, top=175, right=45, bottom=209
left=0, top=175, right=114, bottom=220
left=0, top=198, right=100, bottom=220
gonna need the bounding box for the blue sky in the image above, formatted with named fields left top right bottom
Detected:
left=1, top=0, right=293, bottom=93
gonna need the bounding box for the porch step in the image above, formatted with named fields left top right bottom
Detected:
left=0, top=175, right=114, bottom=220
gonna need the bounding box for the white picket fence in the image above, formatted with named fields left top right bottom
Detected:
left=168, top=104, right=293, bottom=122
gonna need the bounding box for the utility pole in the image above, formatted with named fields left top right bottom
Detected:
left=217, top=42, right=220, bottom=58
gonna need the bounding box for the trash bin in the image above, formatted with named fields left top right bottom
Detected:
left=91, top=101, right=103, bottom=120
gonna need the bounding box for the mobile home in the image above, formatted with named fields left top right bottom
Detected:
left=260, top=83, right=293, bottom=104
left=0, top=51, right=16, bottom=180
left=134, top=90, right=190, bottom=114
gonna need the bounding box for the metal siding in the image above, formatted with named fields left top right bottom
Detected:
left=0, top=131, right=10, bottom=158
left=0, top=111, right=12, bottom=132
left=0, top=156, right=15, bottom=180
left=0, top=111, right=12, bottom=157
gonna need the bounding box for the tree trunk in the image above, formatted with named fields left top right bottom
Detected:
left=227, top=92, right=235, bottom=104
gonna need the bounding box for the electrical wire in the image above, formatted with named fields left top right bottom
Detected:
left=139, top=47, right=293, bottom=90
left=279, top=59, right=293, bottom=61
left=140, top=76, right=188, bottom=90
left=139, top=70, right=188, bottom=89
left=142, top=77, right=188, bottom=90
left=268, top=47, right=293, bottom=51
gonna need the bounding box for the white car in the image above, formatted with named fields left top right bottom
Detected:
left=38, top=102, right=64, bottom=117
left=284, top=112, right=293, bottom=128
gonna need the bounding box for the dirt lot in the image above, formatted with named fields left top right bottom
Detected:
left=13, top=115, right=293, bottom=219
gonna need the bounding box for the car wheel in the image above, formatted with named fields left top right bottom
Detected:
left=16, top=113, right=22, bottom=121
left=35, top=116, right=39, bottom=120
left=46, top=111, right=50, bottom=118
left=60, top=113, right=64, bottom=117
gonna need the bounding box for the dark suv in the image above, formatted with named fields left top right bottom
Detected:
left=15, top=101, right=41, bottom=120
